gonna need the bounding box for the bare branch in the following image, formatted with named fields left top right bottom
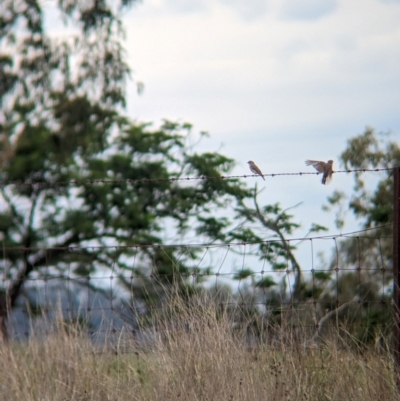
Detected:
left=311, top=295, right=360, bottom=343
left=251, top=191, right=303, bottom=300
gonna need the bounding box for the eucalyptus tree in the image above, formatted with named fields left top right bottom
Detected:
left=314, top=128, right=399, bottom=343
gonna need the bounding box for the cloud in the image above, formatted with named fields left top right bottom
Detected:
left=164, top=0, right=208, bottom=14
left=125, top=0, right=400, bottom=138
left=216, top=0, right=268, bottom=21
left=280, top=0, right=338, bottom=21
left=161, top=0, right=269, bottom=20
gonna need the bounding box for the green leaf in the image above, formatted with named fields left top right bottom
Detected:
left=255, top=276, right=276, bottom=288
left=233, top=269, right=254, bottom=280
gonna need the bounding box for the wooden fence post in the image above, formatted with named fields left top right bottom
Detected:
left=393, top=167, right=400, bottom=389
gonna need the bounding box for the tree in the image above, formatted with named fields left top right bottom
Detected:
left=325, top=127, right=399, bottom=232
left=0, top=0, right=139, bottom=340
left=0, top=0, right=255, bottom=340
left=211, top=186, right=329, bottom=338
left=314, top=128, right=400, bottom=344
left=323, top=127, right=399, bottom=284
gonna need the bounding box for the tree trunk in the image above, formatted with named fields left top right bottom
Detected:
left=0, top=244, right=79, bottom=342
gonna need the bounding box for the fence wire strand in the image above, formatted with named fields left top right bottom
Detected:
left=1, top=227, right=393, bottom=346
left=0, top=166, right=396, bottom=188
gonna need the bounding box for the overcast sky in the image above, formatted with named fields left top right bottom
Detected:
left=123, top=0, right=400, bottom=238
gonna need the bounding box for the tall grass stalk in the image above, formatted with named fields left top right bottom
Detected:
left=0, top=294, right=397, bottom=400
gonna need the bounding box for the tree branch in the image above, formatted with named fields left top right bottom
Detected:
left=0, top=187, right=25, bottom=234
left=8, top=233, right=81, bottom=308
left=311, top=295, right=359, bottom=343
left=252, top=192, right=303, bottom=301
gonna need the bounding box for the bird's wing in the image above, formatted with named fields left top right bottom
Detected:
left=253, top=166, right=262, bottom=175
left=305, top=160, right=326, bottom=173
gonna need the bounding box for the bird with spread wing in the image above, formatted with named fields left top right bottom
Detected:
left=305, top=159, right=334, bottom=185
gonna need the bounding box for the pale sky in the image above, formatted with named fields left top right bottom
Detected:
left=124, top=0, right=400, bottom=236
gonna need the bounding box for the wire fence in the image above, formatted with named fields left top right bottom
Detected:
left=0, top=166, right=395, bottom=188
left=0, top=166, right=397, bottom=351
left=1, top=225, right=394, bottom=350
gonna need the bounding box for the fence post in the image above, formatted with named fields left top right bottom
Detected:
left=394, top=166, right=400, bottom=388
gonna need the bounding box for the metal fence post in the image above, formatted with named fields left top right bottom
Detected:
left=394, top=166, right=400, bottom=388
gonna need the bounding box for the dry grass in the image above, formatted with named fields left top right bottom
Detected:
left=0, top=297, right=398, bottom=401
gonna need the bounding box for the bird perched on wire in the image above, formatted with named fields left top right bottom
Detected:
left=305, top=159, right=334, bottom=185
left=247, top=160, right=265, bottom=180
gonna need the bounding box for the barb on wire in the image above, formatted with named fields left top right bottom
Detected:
left=0, top=167, right=396, bottom=188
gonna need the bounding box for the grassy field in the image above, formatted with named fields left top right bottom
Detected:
left=0, top=298, right=398, bottom=401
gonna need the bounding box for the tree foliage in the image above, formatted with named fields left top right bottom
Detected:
left=223, top=129, right=399, bottom=345
left=0, top=0, right=255, bottom=338
left=325, top=127, right=400, bottom=232
left=312, top=128, right=398, bottom=343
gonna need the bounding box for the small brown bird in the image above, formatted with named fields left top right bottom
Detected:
left=247, top=160, right=265, bottom=180
left=305, top=159, right=334, bottom=185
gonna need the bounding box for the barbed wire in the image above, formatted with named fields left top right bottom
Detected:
left=0, top=224, right=392, bottom=252
left=0, top=166, right=396, bottom=187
